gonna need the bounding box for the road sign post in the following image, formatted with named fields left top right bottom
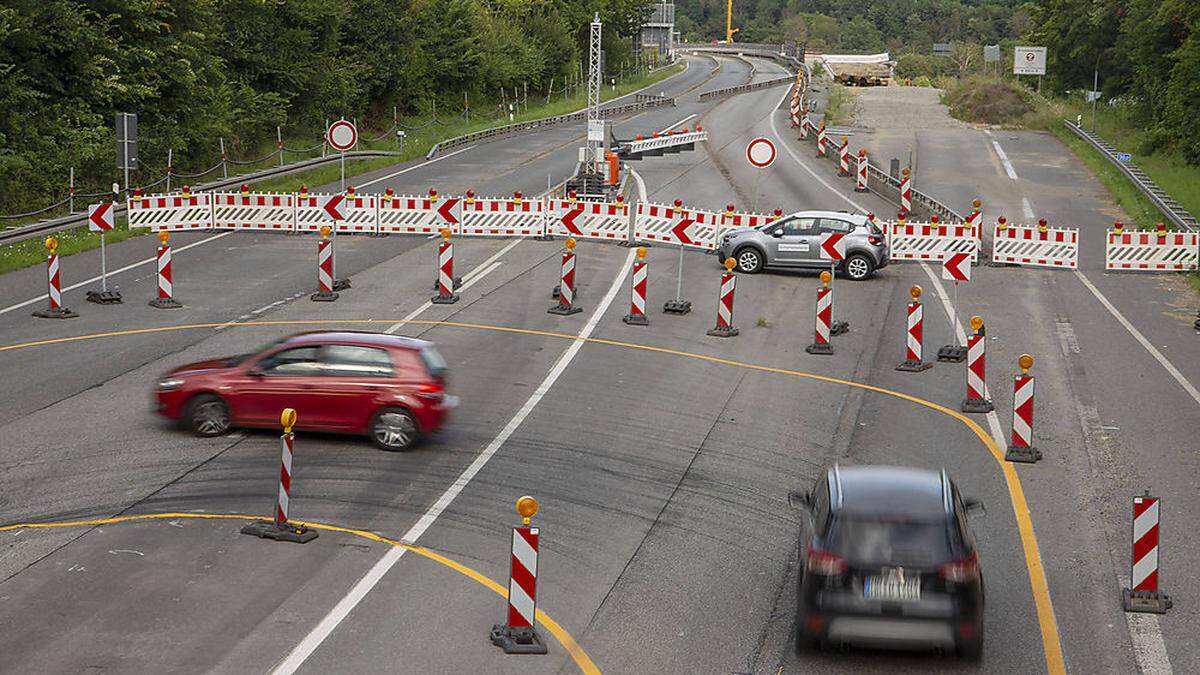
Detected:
left=115, top=113, right=138, bottom=199
left=86, top=192, right=122, bottom=304
left=938, top=251, right=972, bottom=362
left=818, top=231, right=850, bottom=335
left=746, top=137, right=775, bottom=211
left=327, top=119, right=358, bottom=192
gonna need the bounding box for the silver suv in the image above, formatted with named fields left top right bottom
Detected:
left=715, top=210, right=889, bottom=280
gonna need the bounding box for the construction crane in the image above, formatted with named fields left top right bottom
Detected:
left=725, top=0, right=738, bottom=43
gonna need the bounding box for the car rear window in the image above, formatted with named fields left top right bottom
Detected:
left=419, top=346, right=448, bottom=380
left=828, top=517, right=959, bottom=567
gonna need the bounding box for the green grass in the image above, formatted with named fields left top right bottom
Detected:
left=1046, top=124, right=1163, bottom=229
left=0, top=64, right=684, bottom=276
left=824, top=82, right=857, bottom=126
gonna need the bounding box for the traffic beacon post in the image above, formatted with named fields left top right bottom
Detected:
left=33, top=237, right=78, bottom=319
left=491, top=496, right=549, bottom=655
left=896, top=285, right=932, bottom=372
left=1122, top=491, right=1172, bottom=614
left=1004, top=354, right=1041, bottom=463
left=241, top=408, right=318, bottom=543
left=806, top=271, right=834, bottom=355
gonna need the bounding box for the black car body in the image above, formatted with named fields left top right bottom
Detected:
left=794, top=465, right=984, bottom=658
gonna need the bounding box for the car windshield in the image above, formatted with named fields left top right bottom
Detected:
left=828, top=517, right=957, bottom=567
left=228, top=337, right=287, bottom=366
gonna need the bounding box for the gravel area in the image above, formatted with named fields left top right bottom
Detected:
left=851, top=85, right=970, bottom=131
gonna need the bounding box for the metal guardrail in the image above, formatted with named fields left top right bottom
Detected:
left=1063, top=120, right=1198, bottom=232
left=0, top=150, right=400, bottom=245
left=863, top=163, right=963, bottom=223
left=677, top=43, right=804, bottom=68
left=425, top=96, right=676, bottom=160
left=698, top=75, right=796, bottom=102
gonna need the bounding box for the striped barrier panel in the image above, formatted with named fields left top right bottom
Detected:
left=1105, top=229, right=1199, bottom=271
left=127, top=193, right=212, bottom=231
left=716, top=210, right=778, bottom=238
left=887, top=221, right=978, bottom=263
left=211, top=193, right=295, bottom=232
left=992, top=223, right=1079, bottom=269
left=377, top=195, right=462, bottom=235
left=340, top=195, right=379, bottom=234
left=635, top=202, right=720, bottom=250
left=295, top=194, right=346, bottom=233
left=461, top=197, right=544, bottom=237
left=547, top=198, right=630, bottom=241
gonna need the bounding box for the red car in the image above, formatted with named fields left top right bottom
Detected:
left=154, top=331, right=455, bottom=450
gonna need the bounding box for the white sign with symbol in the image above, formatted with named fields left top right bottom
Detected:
left=327, top=119, right=358, bottom=151
left=587, top=120, right=606, bottom=142
left=746, top=137, right=776, bottom=169
left=1013, top=46, right=1047, bottom=75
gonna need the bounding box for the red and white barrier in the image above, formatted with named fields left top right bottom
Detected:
left=462, top=193, right=543, bottom=237
left=548, top=238, right=581, bottom=315
left=340, top=191, right=379, bottom=234
left=790, top=91, right=800, bottom=127
left=805, top=272, right=833, bottom=355
left=961, top=317, right=993, bottom=413
left=149, top=233, right=182, bottom=309
left=377, top=190, right=463, bottom=235
left=432, top=231, right=459, bottom=304
left=635, top=200, right=719, bottom=250
left=1105, top=223, right=1199, bottom=272
left=855, top=149, right=868, bottom=192
left=490, top=496, right=548, bottom=654
left=1005, top=355, right=1040, bottom=462
left=128, top=190, right=212, bottom=231
left=965, top=199, right=983, bottom=247
left=993, top=219, right=1079, bottom=269
left=816, top=123, right=828, bottom=158
left=241, top=409, right=318, bottom=543
left=212, top=190, right=295, bottom=231
left=838, top=138, right=850, bottom=176
left=1123, top=494, right=1172, bottom=613
left=799, top=112, right=810, bottom=140
left=295, top=192, right=347, bottom=233
left=32, top=239, right=78, bottom=319
left=887, top=219, right=978, bottom=263
left=706, top=261, right=738, bottom=337
left=549, top=197, right=630, bottom=241
left=311, top=227, right=338, bottom=302
left=899, top=169, right=912, bottom=216
left=896, top=285, right=931, bottom=372
left=623, top=248, right=648, bottom=325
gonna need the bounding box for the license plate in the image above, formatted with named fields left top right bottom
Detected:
left=864, top=574, right=921, bottom=602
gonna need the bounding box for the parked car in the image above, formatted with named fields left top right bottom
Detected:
left=154, top=331, right=455, bottom=451
left=715, top=210, right=888, bottom=279
left=791, top=464, right=985, bottom=659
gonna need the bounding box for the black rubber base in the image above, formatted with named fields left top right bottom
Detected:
left=985, top=261, right=1019, bottom=268
left=240, top=520, right=319, bottom=544
left=937, top=345, right=967, bottom=362
left=805, top=342, right=834, bottom=355
left=853, top=186, right=868, bottom=193
left=623, top=313, right=649, bottom=325
left=432, top=277, right=463, bottom=291
left=706, top=326, right=739, bottom=338
left=148, top=297, right=183, bottom=309
left=548, top=304, right=582, bottom=315
left=961, top=398, right=995, bottom=414
left=617, top=240, right=636, bottom=248
left=332, top=277, right=352, bottom=291
left=1005, top=446, right=1042, bottom=463
left=490, top=625, right=548, bottom=654
left=663, top=300, right=692, bottom=315
left=32, top=307, right=78, bottom=319
left=86, top=290, right=122, bottom=304
left=830, top=320, right=850, bottom=336
left=310, top=291, right=339, bottom=302
left=551, top=285, right=582, bottom=300
left=838, top=170, right=850, bottom=177
left=896, top=360, right=932, bottom=372
left=431, top=293, right=460, bottom=304
left=1123, top=588, right=1172, bottom=614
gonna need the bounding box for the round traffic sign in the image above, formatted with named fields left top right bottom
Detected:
left=1024, top=52, right=1035, bottom=62
left=327, top=119, right=358, bottom=151
left=746, top=137, right=776, bottom=169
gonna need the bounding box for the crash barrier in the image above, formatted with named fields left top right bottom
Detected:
left=885, top=219, right=979, bottom=263
left=491, top=496, right=548, bottom=654
left=698, top=74, right=797, bottom=102
left=127, top=191, right=212, bottom=231
left=993, top=219, right=1079, bottom=269
left=379, top=190, right=461, bottom=235
left=547, top=197, right=631, bottom=241
left=212, top=190, right=295, bottom=232
left=1105, top=223, right=1199, bottom=272
left=635, top=200, right=720, bottom=250
left=1123, top=493, right=1172, bottom=614
left=461, top=193, right=543, bottom=237
left=241, top=409, right=318, bottom=543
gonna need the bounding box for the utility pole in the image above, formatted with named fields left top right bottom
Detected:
left=587, top=13, right=603, bottom=172
left=725, top=0, right=738, bottom=43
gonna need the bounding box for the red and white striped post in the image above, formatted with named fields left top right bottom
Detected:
left=855, top=148, right=869, bottom=192
left=623, top=246, right=649, bottom=325
left=816, top=121, right=828, bottom=158
left=241, top=408, right=318, bottom=543
left=838, top=136, right=851, bottom=176
left=707, top=258, right=739, bottom=337
left=491, top=496, right=549, bottom=654
left=33, top=237, right=78, bottom=319
left=961, top=316, right=994, bottom=412
left=548, top=237, right=582, bottom=315
left=1005, top=354, right=1041, bottom=462
left=431, top=228, right=460, bottom=304
left=310, top=225, right=339, bottom=302
left=896, top=285, right=932, bottom=372
left=899, top=167, right=912, bottom=217
left=1123, top=493, right=1172, bottom=613
left=967, top=198, right=983, bottom=247
left=790, top=90, right=800, bottom=127
left=799, top=109, right=810, bottom=140
left=806, top=270, right=834, bottom=355
left=149, top=231, right=183, bottom=309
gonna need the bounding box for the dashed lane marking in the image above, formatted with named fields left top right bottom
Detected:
left=0, top=315, right=1064, bottom=675
left=0, top=512, right=599, bottom=674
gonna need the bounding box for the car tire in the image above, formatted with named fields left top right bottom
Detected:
left=369, top=407, right=419, bottom=451
left=734, top=247, right=764, bottom=274
left=843, top=252, right=875, bottom=281
left=185, top=393, right=231, bottom=437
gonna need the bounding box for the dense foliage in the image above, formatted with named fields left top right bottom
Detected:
left=0, top=0, right=651, bottom=211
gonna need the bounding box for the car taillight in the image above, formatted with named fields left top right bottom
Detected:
left=415, top=382, right=445, bottom=400
left=939, top=552, right=980, bottom=582
left=805, top=548, right=848, bottom=575
left=868, top=234, right=883, bottom=245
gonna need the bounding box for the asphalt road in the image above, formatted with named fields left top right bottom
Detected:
left=0, top=55, right=1196, bottom=675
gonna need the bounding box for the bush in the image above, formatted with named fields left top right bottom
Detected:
left=942, top=76, right=1031, bottom=124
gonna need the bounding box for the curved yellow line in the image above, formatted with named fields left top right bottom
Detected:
left=0, top=512, right=600, bottom=674
left=0, top=319, right=1064, bottom=673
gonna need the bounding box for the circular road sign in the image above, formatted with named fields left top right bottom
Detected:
left=327, top=119, right=358, bottom=151
left=746, top=137, right=776, bottom=169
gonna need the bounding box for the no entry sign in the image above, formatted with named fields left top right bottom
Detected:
left=327, top=119, right=358, bottom=151
left=746, top=137, right=776, bottom=169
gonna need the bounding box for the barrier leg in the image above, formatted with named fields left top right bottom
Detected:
left=241, top=409, right=318, bottom=543
left=491, top=496, right=548, bottom=654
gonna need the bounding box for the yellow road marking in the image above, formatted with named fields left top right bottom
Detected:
left=0, top=512, right=600, bottom=675
left=0, top=318, right=1065, bottom=673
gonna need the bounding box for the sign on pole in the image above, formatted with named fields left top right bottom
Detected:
left=88, top=202, right=115, bottom=232
left=819, top=232, right=846, bottom=261
left=1013, top=47, right=1047, bottom=76
left=326, top=119, right=358, bottom=151
left=984, top=45, right=1001, bottom=62
left=746, top=137, right=776, bottom=169
left=587, top=119, right=606, bottom=142
left=942, top=251, right=972, bottom=282
left=115, top=113, right=138, bottom=171
left=1117, top=152, right=1132, bottom=162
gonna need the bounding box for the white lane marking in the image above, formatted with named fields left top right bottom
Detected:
left=0, top=231, right=235, bottom=316
left=768, top=87, right=870, bottom=214
left=1073, top=269, right=1200, bottom=408
left=271, top=247, right=637, bottom=674
left=661, top=113, right=697, bottom=132
left=355, top=144, right=478, bottom=190
left=1022, top=197, right=1036, bottom=220
left=630, top=168, right=649, bottom=203
left=992, top=140, right=1019, bottom=180
left=383, top=239, right=522, bottom=334
left=1124, top=594, right=1174, bottom=675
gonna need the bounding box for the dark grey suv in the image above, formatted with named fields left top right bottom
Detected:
left=715, top=210, right=888, bottom=280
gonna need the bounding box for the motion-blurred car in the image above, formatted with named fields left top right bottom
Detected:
left=154, top=331, right=455, bottom=451
left=715, top=210, right=888, bottom=279
left=791, top=464, right=984, bottom=659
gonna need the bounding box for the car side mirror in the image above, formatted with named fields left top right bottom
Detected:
left=788, top=489, right=813, bottom=509
left=771, top=229, right=783, bottom=238
left=964, top=498, right=986, bottom=516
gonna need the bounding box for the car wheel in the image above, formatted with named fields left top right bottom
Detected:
left=844, top=253, right=874, bottom=281
left=734, top=247, right=764, bottom=274
left=370, top=407, right=418, bottom=451
left=186, top=394, right=230, bottom=437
